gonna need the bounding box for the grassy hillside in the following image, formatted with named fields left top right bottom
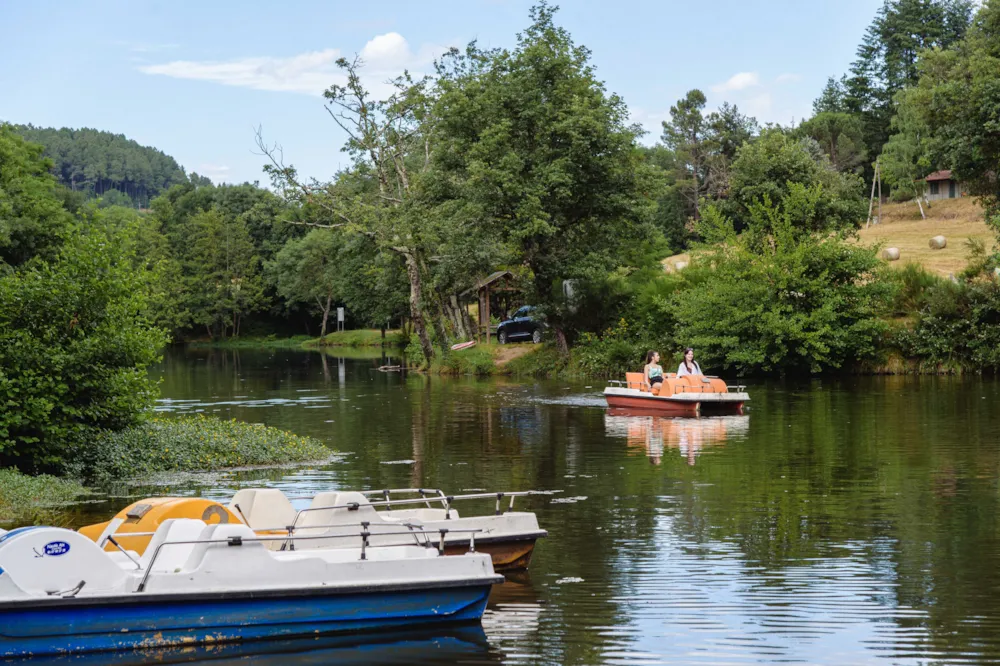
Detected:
left=859, top=198, right=994, bottom=275
left=661, top=198, right=994, bottom=277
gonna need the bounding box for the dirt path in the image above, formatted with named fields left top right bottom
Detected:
left=495, top=344, right=536, bottom=366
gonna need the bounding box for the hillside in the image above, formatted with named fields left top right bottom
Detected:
left=10, top=124, right=194, bottom=208
left=859, top=198, right=994, bottom=276
left=661, top=198, right=994, bottom=277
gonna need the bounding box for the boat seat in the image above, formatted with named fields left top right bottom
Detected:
left=140, top=519, right=208, bottom=572
left=0, top=527, right=128, bottom=596
left=183, top=523, right=269, bottom=573
left=625, top=372, right=648, bottom=392
left=229, top=488, right=296, bottom=530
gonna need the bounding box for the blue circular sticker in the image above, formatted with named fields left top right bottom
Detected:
left=43, top=541, right=70, bottom=556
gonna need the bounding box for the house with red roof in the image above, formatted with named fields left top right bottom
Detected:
left=925, top=170, right=965, bottom=201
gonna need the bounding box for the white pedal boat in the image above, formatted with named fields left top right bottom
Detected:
left=81, top=488, right=547, bottom=572
left=0, top=519, right=501, bottom=657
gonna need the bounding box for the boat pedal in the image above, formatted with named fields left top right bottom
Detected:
left=227, top=536, right=243, bottom=547
left=46, top=580, right=86, bottom=598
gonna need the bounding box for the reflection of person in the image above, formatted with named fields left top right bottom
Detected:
left=676, top=347, right=702, bottom=377
left=644, top=351, right=664, bottom=387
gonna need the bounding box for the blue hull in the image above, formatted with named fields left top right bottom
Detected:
left=0, top=582, right=495, bottom=658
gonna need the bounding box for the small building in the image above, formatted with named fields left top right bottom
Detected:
left=925, top=170, right=965, bottom=201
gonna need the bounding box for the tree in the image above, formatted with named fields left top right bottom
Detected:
left=661, top=90, right=714, bottom=222
left=842, top=0, right=975, bottom=166
left=430, top=2, right=658, bottom=354
left=184, top=208, right=266, bottom=338
left=0, top=124, right=70, bottom=267
left=798, top=112, right=867, bottom=173
left=813, top=77, right=849, bottom=114
left=673, top=186, right=890, bottom=374
left=257, top=57, right=442, bottom=364
left=904, top=0, right=1000, bottom=228
left=269, top=229, right=343, bottom=337
left=726, top=129, right=867, bottom=231
left=880, top=92, right=934, bottom=217
left=0, top=129, right=167, bottom=470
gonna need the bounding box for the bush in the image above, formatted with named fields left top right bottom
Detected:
left=908, top=279, right=1000, bottom=370
left=81, top=415, right=330, bottom=484
left=0, top=468, right=86, bottom=528
left=574, top=319, right=655, bottom=377
left=670, top=188, right=890, bottom=374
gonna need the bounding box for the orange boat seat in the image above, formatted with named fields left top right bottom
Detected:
left=625, top=372, right=649, bottom=391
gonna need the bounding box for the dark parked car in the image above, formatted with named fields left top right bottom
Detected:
left=496, top=306, right=543, bottom=344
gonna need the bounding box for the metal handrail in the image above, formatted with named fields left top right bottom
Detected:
left=134, top=527, right=484, bottom=593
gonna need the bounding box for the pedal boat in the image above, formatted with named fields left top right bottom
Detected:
left=603, top=372, right=749, bottom=417
left=0, top=519, right=501, bottom=657
left=79, top=489, right=546, bottom=572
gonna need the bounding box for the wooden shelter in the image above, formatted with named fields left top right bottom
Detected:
left=461, top=270, right=517, bottom=342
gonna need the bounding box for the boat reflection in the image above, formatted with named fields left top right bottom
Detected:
left=7, top=627, right=498, bottom=666
left=483, top=574, right=544, bottom=643
left=604, top=409, right=750, bottom=465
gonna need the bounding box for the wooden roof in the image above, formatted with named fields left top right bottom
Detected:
left=460, top=270, right=515, bottom=297
left=925, top=170, right=954, bottom=182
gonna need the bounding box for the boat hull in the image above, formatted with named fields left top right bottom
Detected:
left=0, top=581, right=496, bottom=658
left=604, top=387, right=747, bottom=416
left=444, top=532, right=545, bottom=571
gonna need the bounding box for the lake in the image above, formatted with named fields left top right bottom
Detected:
left=69, top=347, right=1000, bottom=665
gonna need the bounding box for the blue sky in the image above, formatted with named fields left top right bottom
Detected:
left=1, top=1, right=880, bottom=185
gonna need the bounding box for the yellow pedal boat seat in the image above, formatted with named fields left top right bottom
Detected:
left=79, top=497, right=241, bottom=555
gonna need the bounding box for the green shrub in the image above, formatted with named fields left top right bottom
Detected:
left=574, top=319, right=654, bottom=377
left=908, top=279, right=1000, bottom=370
left=0, top=468, right=86, bottom=527
left=82, top=415, right=330, bottom=484
left=671, top=188, right=890, bottom=374
left=888, top=263, right=942, bottom=316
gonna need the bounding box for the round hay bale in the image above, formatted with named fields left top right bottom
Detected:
left=929, top=235, right=947, bottom=250
left=674, top=260, right=688, bottom=271
left=882, top=247, right=900, bottom=261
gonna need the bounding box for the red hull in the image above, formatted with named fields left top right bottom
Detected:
left=605, top=394, right=700, bottom=416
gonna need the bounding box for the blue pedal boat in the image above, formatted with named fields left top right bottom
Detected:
left=0, top=521, right=501, bottom=658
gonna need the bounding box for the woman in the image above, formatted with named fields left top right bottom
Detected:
left=644, top=350, right=664, bottom=387
left=676, top=347, right=702, bottom=377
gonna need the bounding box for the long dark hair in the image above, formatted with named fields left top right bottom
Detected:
left=683, top=347, right=695, bottom=372
left=645, top=350, right=658, bottom=365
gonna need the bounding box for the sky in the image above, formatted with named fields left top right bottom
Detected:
left=0, top=1, right=882, bottom=186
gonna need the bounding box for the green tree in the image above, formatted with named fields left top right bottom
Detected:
left=0, top=137, right=167, bottom=471
left=726, top=129, right=867, bottom=231
left=661, top=90, right=714, bottom=222
left=813, top=76, right=849, bottom=114
left=672, top=186, right=889, bottom=374
left=904, top=0, right=1000, bottom=228
left=269, top=229, right=343, bottom=337
left=184, top=208, right=266, bottom=338
left=879, top=92, right=934, bottom=216
left=0, top=124, right=70, bottom=267
left=430, top=2, right=658, bottom=353
left=798, top=112, right=867, bottom=173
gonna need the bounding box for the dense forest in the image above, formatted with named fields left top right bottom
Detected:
left=3, top=0, right=1000, bottom=469
left=10, top=125, right=207, bottom=208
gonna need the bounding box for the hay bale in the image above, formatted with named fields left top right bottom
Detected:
left=882, top=247, right=900, bottom=261
left=929, top=235, right=947, bottom=250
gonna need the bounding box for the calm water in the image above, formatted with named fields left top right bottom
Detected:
left=67, top=348, right=1000, bottom=665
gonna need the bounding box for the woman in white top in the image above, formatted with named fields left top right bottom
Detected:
left=676, top=347, right=702, bottom=377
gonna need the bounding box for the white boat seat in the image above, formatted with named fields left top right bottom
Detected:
left=183, top=523, right=270, bottom=573
left=140, top=519, right=207, bottom=572
left=0, top=528, right=128, bottom=595
left=229, top=488, right=296, bottom=530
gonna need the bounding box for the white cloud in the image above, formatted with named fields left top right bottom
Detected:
left=138, top=33, right=449, bottom=97
left=711, top=71, right=760, bottom=93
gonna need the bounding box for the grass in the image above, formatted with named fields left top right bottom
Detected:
left=857, top=198, right=994, bottom=276
left=188, top=335, right=314, bottom=350
left=86, top=415, right=331, bottom=484
left=430, top=341, right=555, bottom=376
left=0, top=468, right=87, bottom=528
left=307, top=329, right=407, bottom=348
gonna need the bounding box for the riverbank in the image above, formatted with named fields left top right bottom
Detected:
left=0, top=468, right=88, bottom=528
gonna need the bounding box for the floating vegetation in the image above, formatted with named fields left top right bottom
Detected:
left=0, top=468, right=88, bottom=528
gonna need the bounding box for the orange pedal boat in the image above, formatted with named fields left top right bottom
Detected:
left=603, top=372, right=749, bottom=416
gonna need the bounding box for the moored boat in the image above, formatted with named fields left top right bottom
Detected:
left=603, top=372, right=749, bottom=416
left=79, top=488, right=547, bottom=572
left=0, top=519, right=501, bottom=657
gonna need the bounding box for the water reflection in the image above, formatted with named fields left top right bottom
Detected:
left=604, top=410, right=749, bottom=465
left=8, top=627, right=497, bottom=665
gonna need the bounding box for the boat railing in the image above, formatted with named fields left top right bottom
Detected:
left=275, top=490, right=540, bottom=532
left=130, top=526, right=486, bottom=592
